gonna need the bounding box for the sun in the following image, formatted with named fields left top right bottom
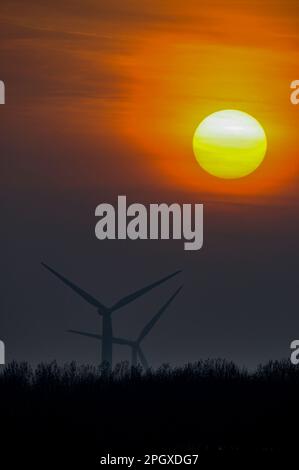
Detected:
left=193, top=110, right=267, bottom=179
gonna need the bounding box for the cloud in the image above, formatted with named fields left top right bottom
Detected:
left=1, top=0, right=298, bottom=108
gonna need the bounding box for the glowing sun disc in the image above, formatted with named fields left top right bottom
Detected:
left=193, top=110, right=267, bottom=179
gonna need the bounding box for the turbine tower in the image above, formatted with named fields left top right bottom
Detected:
left=68, top=285, right=183, bottom=369
left=42, top=262, right=181, bottom=366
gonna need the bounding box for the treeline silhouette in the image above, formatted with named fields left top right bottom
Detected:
left=0, top=359, right=297, bottom=463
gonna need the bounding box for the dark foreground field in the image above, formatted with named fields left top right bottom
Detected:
left=0, top=359, right=297, bottom=464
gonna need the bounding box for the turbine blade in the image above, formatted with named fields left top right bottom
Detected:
left=68, top=330, right=102, bottom=340
left=111, top=270, right=181, bottom=312
left=67, top=330, right=131, bottom=346
left=137, top=285, right=183, bottom=343
left=111, top=337, right=133, bottom=346
left=42, top=263, right=108, bottom=312
left=138, top=346, right=149, bottom=370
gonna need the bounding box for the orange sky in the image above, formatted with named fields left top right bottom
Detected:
left=118, top=3, right=299, bottom=198
left=1, top=0, right=299, bottom=201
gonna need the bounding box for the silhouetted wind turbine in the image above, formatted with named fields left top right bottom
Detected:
left=41, top=262, right=181, bottom=366
left=68, top=285, right=183, bottom=369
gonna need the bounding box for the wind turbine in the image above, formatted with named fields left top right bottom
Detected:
left=68, top=285, right=183, bottom=370
left=42, top=262, right=181, bottom=366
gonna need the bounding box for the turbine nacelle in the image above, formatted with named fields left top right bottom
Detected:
left=98, top=308, right=110, bottom=317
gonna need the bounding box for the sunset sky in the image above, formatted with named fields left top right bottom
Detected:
left=1, top=1, right=299, bottom=367
left=2, top=0, right=299, bottom=198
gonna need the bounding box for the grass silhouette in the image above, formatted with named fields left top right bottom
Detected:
left=0, top=359, right=297, bottom=463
